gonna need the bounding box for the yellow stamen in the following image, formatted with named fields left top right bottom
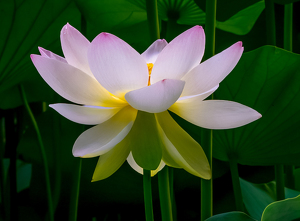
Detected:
left=147, top=63, right=154, bottom=86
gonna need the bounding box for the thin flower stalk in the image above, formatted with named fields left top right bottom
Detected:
left=143, top=169, right=154, bottom=221
left=201, top=0, right=216, bottom=220
left=283, top=3, right=294, bottom=189
left=265, top=0, right=285, bottom=201
left=19, top=85, right=54, bottom=221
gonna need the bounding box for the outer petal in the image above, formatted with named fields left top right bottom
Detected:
left=31, top=55, right=125, bottom=107
left=156, top=111, right=211, bottom=179
left=125, top=79, right=185, bottom=113
left=181, top=42, right=244, bottom=97
left=38, top=47, right=67, bottom=63
left=151, top=26, right=205, bottom=84
left=159, top=128, right=200, bottom=177
left=157, top=125, right=184, bottom=169
left=72, top=106, right=137, bottom=157
left=60, top=23, right=94, bottom=77
left=88, top=32, right=148, bottom=99
left=49, top=103, right=124, bottom=125
left=170, top=99, right=262, bottom=129
left=127, top=152, right=165, bottom=176
left=141, top=39, right=168, bottom=64
left=92, top=134, right=131, bottom=181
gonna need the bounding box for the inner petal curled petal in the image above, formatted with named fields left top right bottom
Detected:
left=125, top=79, right=185, bottom=113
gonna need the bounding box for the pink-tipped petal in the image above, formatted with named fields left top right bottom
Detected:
left=72, top=106, right=137, bottom=158
left=141, top=39, right=168, bottom=64
left=88, top=32, right=149, bottom=99
left=38, top=47, right=67, bottom=63
left=170, top=99, right=262, bottom=129
left=50, top=104, right=124, bottom=125
left=31, top=55, right=124, bottom=107
left=151, top=26, right=205, bottom=84
left=125, top=79, right=185, bottom=113
left=181, top=42, right=244, bottom=97
left=60, top=23, right=93, bottom=77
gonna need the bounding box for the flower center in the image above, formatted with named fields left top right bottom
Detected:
left=147, top=63, right=154, bottom=86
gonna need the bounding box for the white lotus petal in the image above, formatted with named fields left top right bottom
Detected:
left=60, top=23, right=94, bottom=77
left=170, top=99, right=262, bottom=129
left=181, top=42, right=244, bottom=96
left=178, top=85, right=218, bottom=101
left=151, top=26, right=205, bottom=84
left=156, top=111, right=211, bottom=179
left=141, top=39, right=168, bottom=64
left=73, top=106, right=137, bottom=157
left=127, top=152, right=165, bottom=176
left=31, top=55, right=125, bottom=107
left=38, top=47, right=67, bottom=63
left=88, top=32, right=148, bottom=99
left=50, top=103, right=124, bottom=125
left=125, top=79, right=185, bottom=113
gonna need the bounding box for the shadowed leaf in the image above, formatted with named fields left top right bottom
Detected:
left=205, top=211, right=257, bottom=221
left=0, top=0, right=80, bottom=108
left=240, top=178, right=300, bottom=220
left=213, top=46, right=300, bottom=166
left=261, top=194, right=300, bottom=221
left=216, top=1, right=265, bottom=35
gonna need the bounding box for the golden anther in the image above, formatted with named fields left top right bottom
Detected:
left=147, top=63, right=154, bottom=86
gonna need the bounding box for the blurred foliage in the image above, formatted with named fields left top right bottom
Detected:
left=1, top=159, right=31, bottom=197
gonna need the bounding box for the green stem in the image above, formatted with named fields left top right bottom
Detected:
left=284, top=165, right=295, bottom=189
left=19, top=85, right=54, bottom=221
left=284, top=3, right=293, bottom=51
left=160, top=20, right=167, bottom=39
left=265, top=0, right=286, bottom=200
left=169, top=168, right=177, bottom=221
left=68, top=12, right=86, bottom=221
left=204, top=0, right=216, bottom=60
left=143, top=169, right=154, bottom=221
left=200, top=129, right=213, bottom=221
left=275, top=165, right=285, bottom=201
left=158, top=166, right=173, bottom=221
left=265, top=0, right=276, bottom=46
left=228, top=158, right=244, bottom=212
left=146, top=0, right=160, bottom=41
left=201, top=2, right=216, bottom=220
left=283, top=3, right=294, bottom=190
left=6, top=109, right=19, bottom=221
left=0, top=117, right=5, bottom=218
left=144, top=2, right=174, bottom=220
left=45, top=96, right=62, bottom=220
left=69, top=158, right=82, bottom=221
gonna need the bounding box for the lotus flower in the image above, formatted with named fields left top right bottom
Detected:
left=31, top=23, right=261, bottom=181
